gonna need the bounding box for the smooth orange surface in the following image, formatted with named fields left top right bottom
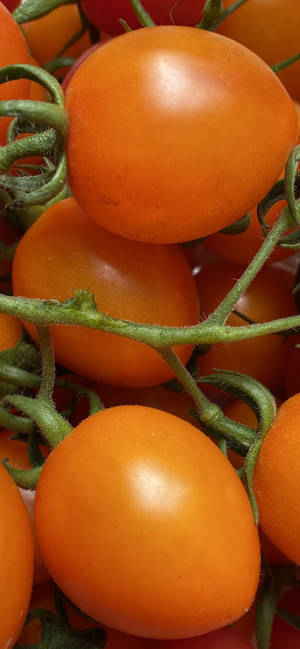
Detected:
left=218, top=0, right=300, bottom=102
left=0, top=464, right=33, bottom=648
left=13, top=198, right=199, bottom=386
left=0, top=3, right=30, bottom=145
left=196, top=262, right=297, bottom=391
left=65, top=26, right=297, bottom=244
left=22, top=5, right=91, bottom=75
left=35, top=406, right=260, bottom=638
left=0, top=311, right=22, bottom=351
left=254, top=393, right=300, bottom=564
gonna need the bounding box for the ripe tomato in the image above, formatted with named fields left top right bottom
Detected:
left=218, top=0, right=300, bottom=103
left=65, top=27, right=297, bottom=244
left=22, top=5, right=92, bottom=75
left=0, top=463, right=33, bottom=647
left=80, top=0, right=206, bottom=34
left=0, top=2, right=30, bottom=145
left=35, top=406, right=260, bottom=639
left=12, top=197, right=199, bottom=386
left=146, top=628, right=254, bottom=649
left=0, top=311, right=22, bottom=350
left=1, top=0, right=19, bottom=10
left=254, top=393, right=300, bottom=565
left=269, top=585, right=300, bottom=649
left=203, top=199, right=297, bottom=267
left=196, top=262, right=297, bottom=391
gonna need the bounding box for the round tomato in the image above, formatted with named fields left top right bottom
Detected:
left=35, top=406, right=260, bottom=639
left=80, top=0, right=205, bottom=34
left=0, top=311, right=22, bottom=351
left=22, top=5, right=92, bottom=76
left=12, top=197, right=199, bottom=386
left=0, top=2, right=30, bottom=145
left=65, top=26, right=297, bottom=244
left=254, top=393, right=300, bottom=564
left=196, top=262, right=297, bottom=391
left=218, top=0, right=300, bottom=103
left=1, top=0, right=19, bottom=11
left=0, top=463, right=33, bottom=647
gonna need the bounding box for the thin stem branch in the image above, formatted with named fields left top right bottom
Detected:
left=37, top=326, right=55, bottom=404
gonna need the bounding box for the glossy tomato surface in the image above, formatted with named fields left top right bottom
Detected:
left=196, top=262, right=297, bottom=391
left=0, top=311, right=22, bottom=350
left=254, top=393, right=300, bottom=564
left=0, top=463, right=33, bottom=647
left=80, top=0, right=205, bottom=34
left=218, top=0, right=300, bottom=102
left=0, top=2, right=30, bottom=144
left=65, top=26, right=297, bottom=244
left=13, top=198, right=199, bottom=386
left=35, top=406, right=260, bottom=639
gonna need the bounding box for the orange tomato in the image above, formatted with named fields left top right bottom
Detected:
left=13, top=197, right=200, bottom=387
left=35, top=406, right=260, bottom=638
left=0, top=2, right=30, bottom=145
left=218, top=0, right=300, bottom=103
left=196, top=262, right=297, bottom=391
left=254, top=393, right=300, bottom=564
left=0, top=311, right=22, bottom=350
left=65, top=26, right=297, bottom=244
left=22, top=5, right=92, bottom=76
left=0, top=463, right=33, bottom=647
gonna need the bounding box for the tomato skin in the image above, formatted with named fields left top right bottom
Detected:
left=65, top=26, right=297, bottom=244
left=145, top=628, right=254, bottom=649
left=196, top=262, right=297, bottom=391
left=0, top=2, right=30, bottom=145
left=1, top=0, right=19, bottom=11
left=284, top=334, right=300, bottom=397
left=269, top=585, right=300, bottom=649
left=13, top=197, right=199, bottom=387
left=22, top=5, right=92, bottom=76
left=218, top=0, right=300, bottom=103
left=0, top=463, right=34, bottom=648
left=80, top=0, right=205, bottom=34
left=0, top=311, right=22, bottom=350
left=254, top=393, right=300, bottom=565
left=35, top=405, right=260, bottom=639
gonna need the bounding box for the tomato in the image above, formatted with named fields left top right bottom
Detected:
left=269, top=585, right=300, bottom=649
left=13, top=197, right=199, bottom=386
left=284, top=334, right=300, bottom=397
left=80, top=0, right=206, bottom=34
left=0, top=311, right=22, bottom=350
left=0, top=2, right=30, bottom=145
left=0, top=463, right=33, bottom=647
left=218, top=0, right=300, bottom=103
left=254, top=393, right=300, bottom=564
left=196, top=262, right=297, bottom=391
left=203, top=199, right=297, bottom=267
left=35, top=405, right=260, bottom=638
left=65, top=27, right=297, bottom=244
left=145, top=628, right=254, bottom=649
left=22, top=5, right=92, bottom=76
left=1, top=0, right=19, bottom=10
left=62, top=41, right=105, bottom=92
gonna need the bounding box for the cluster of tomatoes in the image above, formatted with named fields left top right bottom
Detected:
left=0, top=1, right=300, bottom=648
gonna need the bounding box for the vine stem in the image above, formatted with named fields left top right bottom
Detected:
left=37, top=326, right=55, bottom=404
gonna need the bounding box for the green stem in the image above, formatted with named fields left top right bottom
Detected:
left=129, top=0, right=156, bottom=27
left=0, top=64, right=64, bottom=106
left=3, top=394, right=72, bottom=448
left=0, top=363, right=40, bottom=388
left=0, top=130, right=57, bottom=172
left=3, top=461, right=42, bottom=489
left=203, top=0, right=248, bottom=31
left=37, top=326, right=55, bottom=404
left=0, top=101, right=68, bottom=142
left=196, top=0, right=223, bottom=31
left=13, top=0, right=75, bottom=24
left=272, top=52, right=300, bottom=74
left=44, top=58, right=76, bottom=75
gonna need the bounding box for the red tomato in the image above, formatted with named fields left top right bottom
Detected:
left=1, top=0, right=19, bottom=10
left=218, top=0, right=300, bottom=102
left=12, top=197, right=199, bottom=387
left=0, top=2, right=30, bottom=145
left=22, top=5, right=92, bottom=76
left=284, top=334, right=300, bottom=397
left=62, top=41, right=105, bottom=92
left=80, top=0, right=206, bottom=34
left=196, top=262, right=297, bottom=392
left=145, top=628, right=254, bottom=649
left=269, top=585, right=300, bottom=649
left=65, top=27, right=297, bottom=244
left=35, top=406, right=260, bottom=639
left=0, top=463, right=33, bottom=647
left=254, top=393, right=300, bottom=564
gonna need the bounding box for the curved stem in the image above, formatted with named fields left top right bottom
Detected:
left=37, top=326, right=55, bottom=404
left=129, top=0, right=156, bottom=26
left=0, top=64, right=64, bottom=106
left=13, top=0, right=75, bottom=24
left=0, top=101, right=68, bottom=142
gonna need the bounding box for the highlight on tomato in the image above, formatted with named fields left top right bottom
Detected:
left=254, top=393, right=300, bottom=565
left=65, top=26, right=297, bottom=244
left=0, top=1, right=30, bottom=144
left=218, top=0, right=300, bottom=103
left=35, top=405, right=260, bottom=639
left=196, top=261, right=297, bottom=392
left=12, top=197, right=200, bottom=387
left=0, top=463, right=34, bottom=648
left=80, top=0, right=206, bottom=34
